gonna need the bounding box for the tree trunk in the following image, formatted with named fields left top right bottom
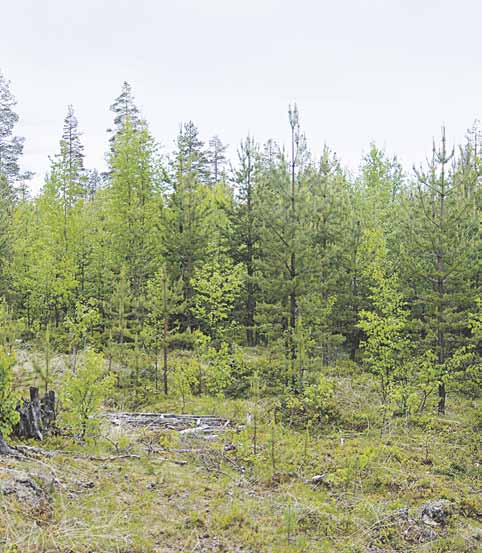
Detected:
left=437, top=381, right=446, bottom=415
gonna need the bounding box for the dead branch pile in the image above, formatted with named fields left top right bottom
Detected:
left=102, top=412, right=229, bottom=437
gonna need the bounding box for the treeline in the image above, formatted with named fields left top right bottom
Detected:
left=0, top=74, right=480, bottom=415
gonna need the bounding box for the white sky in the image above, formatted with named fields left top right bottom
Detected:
left=1, top=0, right=480, bottom=192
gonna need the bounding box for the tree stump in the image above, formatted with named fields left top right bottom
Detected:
left=14, top=387, right=56, bottom=440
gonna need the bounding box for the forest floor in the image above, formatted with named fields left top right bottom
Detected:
left=0, top=357, right=480, bottom=552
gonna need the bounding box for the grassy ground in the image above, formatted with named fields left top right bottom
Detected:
left=1, top=356, right=481, bottom=552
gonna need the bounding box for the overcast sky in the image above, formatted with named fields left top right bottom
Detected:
left=1, top=0, right=480, bottom=192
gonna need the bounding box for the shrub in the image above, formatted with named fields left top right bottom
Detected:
left=0, top=347, right=19, bottom=436
left=61, top=349, right=115, bottom=440
left=278, top=375, right=338, bottom=428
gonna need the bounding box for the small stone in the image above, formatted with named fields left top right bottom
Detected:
left=311, top=473, right=329, bottom=487
left=420, top=499, right=453, bottom=527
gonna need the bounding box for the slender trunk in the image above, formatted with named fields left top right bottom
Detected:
left=437, top=131, right=447, bottom=415
left=289, top=117, right=297, bottom=386
left=246, top=150, right=256, bottom=346
left=163, top=276, right=169, bottom=395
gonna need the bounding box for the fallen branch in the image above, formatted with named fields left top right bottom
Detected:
left=13, top=444, right=57, bottom=458
left=73, top=454, right=141, bottom=462
left=0, top=432, right=24, bottom=459
left=150, top=455, right=188, bottom=466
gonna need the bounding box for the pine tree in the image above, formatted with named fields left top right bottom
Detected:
left=302, top=147, right=352, bottom=365
left=255, top=106, right=311, bottom=386
left=403, top=128, right=480, bottom=414
left=0, top=71, right=31, bottom=194
left=228, top=136, right=261, bottom=346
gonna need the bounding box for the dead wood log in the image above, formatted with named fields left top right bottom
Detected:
left=0, top=431, right=23, bottom=459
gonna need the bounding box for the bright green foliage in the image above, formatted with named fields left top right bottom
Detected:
left=192, top=257, right=244, bottom=340
left=108, top=265, right=132, bottom=347
left=0, top=347, right=19, bottom=436
left=446, top=301, right=482, bottom=398
left=67, top=300, right=100, bottom=349
left=61, top=350, right=115, bottom=440
left=0, top=174, right=14, bottom=297
left=0, top=298, right=22, bottom=352
left=32, top=324, right=52, bottom=393
left=107, top=118, right=162, bottom=304
left=0, top=75, right=478, bottom=418
left=194, top=331, right=233, bottom=396
left=160, top=121, right=214, bottom=331
left=172, top=355, right=198, bottom=412
left=358, top=228, right=414, bottom=411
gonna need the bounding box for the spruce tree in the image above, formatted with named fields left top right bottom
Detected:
left=108, top=81, right=142, bottom=142
left=208, top=135, right=228, bottom=184
left=161, top=122, right=212, bottom=331
left=44, top=105, right=87, bottom=252
left=61, top=105, right=86, bottom=198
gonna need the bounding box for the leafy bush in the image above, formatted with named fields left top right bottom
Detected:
left=278, top=374, right=338, bottom=428
left=0, top=347, right=19, bottom=436
left=172, top=356, right=198, bottom=412
left=194, top=331, right=233, bottom=396
left=60, top=349, right=115, bottom=440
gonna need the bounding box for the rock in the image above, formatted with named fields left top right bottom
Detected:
left=311, top=473, right=330, bottom=487
left=403, top=522, right=438, bottom=543
left=0, top=475, right=50, bottom=508
left=392, top=507, right=409, bottom=520
left=74, top=480, right=95, bottom=489
left=420, top=499, right=453, bottom=526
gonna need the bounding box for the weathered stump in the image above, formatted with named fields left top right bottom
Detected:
left=14, top=387, right=57, bottom=440
left=41, top=390, right=56, bottom=430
